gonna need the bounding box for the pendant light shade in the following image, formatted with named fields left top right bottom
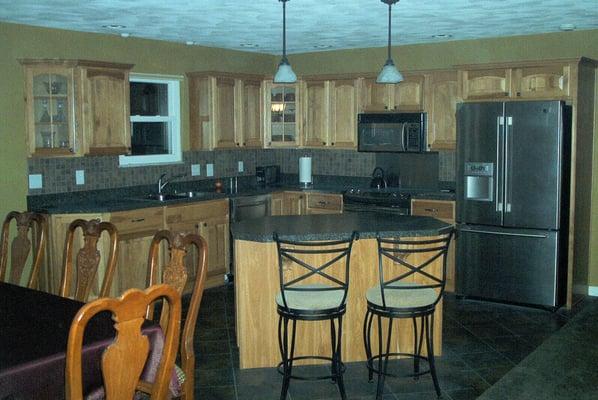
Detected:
left=274, top=0, right=297, bottom=83
left=377, top=0, right=403, bottom=84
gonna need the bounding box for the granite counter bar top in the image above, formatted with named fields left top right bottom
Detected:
left=231, top=213, right=452, bottom=242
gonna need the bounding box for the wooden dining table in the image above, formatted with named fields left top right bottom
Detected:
left=0, top=282, right=173, bottom=400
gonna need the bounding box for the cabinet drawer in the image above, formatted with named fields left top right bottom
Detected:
left=165, top=199, right=229, bottom=225
left=110, top=207, right=164, bottom=235
left=411, top=200, right=455, bottom=221
left=306, top=194, right=342, bottom=211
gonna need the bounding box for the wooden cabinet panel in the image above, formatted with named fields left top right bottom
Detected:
left=460, top=68, right=512, bottom=99
left=393, top=75, right=425, bottom=111
left=271, top=193, right=284, bottom=216
left=110, top=207, right=163, bottom=235
left=213, top=77, right=236, bottom=148
left=330, top=79, right=358, bottom=148
left=264, top=81, right=301, bottom=147
left=411, top=199, right=456, bottom=292
left=82, top=67, right=131, bottom=155
left=305, top=193, right=343, bottom=215
left=283, top=192, right=305, bottom=215
left=115, top=233, right=154, bottom=294
left=361, top=78, right=389, bottom=112
left=425, top=71, right=459, bottom=150
left=302, top=80, right=329, bottom=147
left=239, top=79, right=263, bottom=148
left=513, top=64, right=570, bottom=99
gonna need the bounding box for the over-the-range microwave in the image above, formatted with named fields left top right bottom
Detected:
left=357, top=112, right=427, bottom=152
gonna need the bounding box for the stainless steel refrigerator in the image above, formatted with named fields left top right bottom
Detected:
left=456, top=100, right=570, bottom=308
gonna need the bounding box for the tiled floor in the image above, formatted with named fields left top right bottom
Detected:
left=191, top=285, right=586, bottom=400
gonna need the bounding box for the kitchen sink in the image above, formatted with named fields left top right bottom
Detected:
left=135, top=191, right=212, bottom=202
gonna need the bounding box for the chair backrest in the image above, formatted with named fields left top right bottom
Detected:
left=60, top=219, right=118, bottom=302
left=0, top=211, right=47, bottom=288
left=376, top=229, right=454, bottom=309
left=65, top=284, right=181, bottom=400
left=274, top=232, right=356, bottom=311
left=147, top=230, right=208, bottom=399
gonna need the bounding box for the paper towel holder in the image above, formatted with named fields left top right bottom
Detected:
left=299, top=156, right=313, bottom=188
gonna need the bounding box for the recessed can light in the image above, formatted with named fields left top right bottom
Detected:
left=432, top=34, right=453, bottom=39
left=313, top=44, right=332, bottom=49
left=102, top=24, right=126, bottom=30
left=559, top=23, right=576, bottom=31
left=239, top=43, right=259, bottom=48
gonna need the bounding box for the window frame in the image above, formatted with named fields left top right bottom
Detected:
left=119, top=74, right=182, bottom=167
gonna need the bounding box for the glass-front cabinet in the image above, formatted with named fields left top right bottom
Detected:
left=22, top=62, right=78, bottom=156
left=263, top=81, right=301, bottom=147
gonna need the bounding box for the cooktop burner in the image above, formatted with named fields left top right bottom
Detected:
left=343, top=188, right=411, bottom=207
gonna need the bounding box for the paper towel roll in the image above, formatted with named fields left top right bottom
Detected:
left=299, top=156, right=312, bottom=186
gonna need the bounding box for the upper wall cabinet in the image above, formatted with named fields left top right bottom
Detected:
left=458, top=67, right=512, bottom=99
left=188, top=72, right=263, bottom=150
left=424, top=70, right=460, bottom=150
left=301, top=80, right=329, bottom=147
left=360, top=75, right=425, bottom=112
left=263, top=80, right=301, bottom=148
left=20, top=59, right=133, bottom=158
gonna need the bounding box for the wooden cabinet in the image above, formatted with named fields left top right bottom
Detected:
left=458, top=67, right=512, bottom=100
left=361, top=75, right=424, bottom=112
left=188, top=72, right=263, bottom=150
left=424, top=70, right=460, bottom=150
left=411, top=199, right=456, bottom=292
left=305, top=193, right=343, bottom=215
left=270, top=192, right=284, bottom=216
left=263, top=81, right=301, bottom=147
left=20, top=59, right=133, bottom=157
left=165, top=199, right=230, bottom=289
left=282, top=192, right=305, bottom=215
left=512, top=64, right=570, bottom=99
left=110, top=207, right=164, bottom=294
left=302, top=80, right=329, bottom=147
left=329, top=79, right=359, bottom=148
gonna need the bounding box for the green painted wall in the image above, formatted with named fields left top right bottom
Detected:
left=2, top=21, right=597, bottom=288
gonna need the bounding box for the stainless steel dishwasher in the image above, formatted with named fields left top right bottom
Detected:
left=228, top=194, right=272, bottom=282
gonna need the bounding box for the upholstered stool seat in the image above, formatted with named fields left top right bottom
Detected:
left=276, top=283, right=346, bottom=314
left=366, top=283, right=437, bottom=311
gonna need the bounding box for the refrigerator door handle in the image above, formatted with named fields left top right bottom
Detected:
left=496, top=116, right=504, bottom=212
left=505, top=116, right=513, bottom=213
left=401, top=123, right=407, bottom=151
left=460, top=228, right=548, bottom=239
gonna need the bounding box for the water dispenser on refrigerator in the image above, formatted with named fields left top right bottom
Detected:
left=464, top=162, right=494, bottom=202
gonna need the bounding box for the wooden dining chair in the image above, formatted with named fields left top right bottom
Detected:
left=65, top=284, right=182, bottom=400
left=147, top=230, right=208, bottom=400
left=60, top=219, right=118, bottom=302
left=0, top=211, right=47, bottom=288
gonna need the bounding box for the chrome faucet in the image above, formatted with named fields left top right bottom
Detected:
left=157, top=173, right=186, bottom=194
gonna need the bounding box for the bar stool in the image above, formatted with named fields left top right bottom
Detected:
left=363, top=230, right=453, bottom=399
left=274, top=232, right=356, bottom=400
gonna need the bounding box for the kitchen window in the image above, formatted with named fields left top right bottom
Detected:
left=119, top=74, right=181, bottom=166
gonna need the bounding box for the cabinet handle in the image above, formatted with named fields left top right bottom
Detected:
left=424, top=208, right=438, bottom=213
left=322, top=141, right=326, bottom=145
left=517, top=92, right=521, bottom=97
left=195, top=224, right=199, bottom=229
left=318, top=201, right=328, bottom=205
left=384, top=106, right=388, bottom=110
left=69, top=148, right=74, bottom=153
left=131, top=218, right=145, bottom=223
left=236, top=142, right=240, bottom=146
left=331, top=142, right=335, bottom=146
left=203, top=223, right=208, bottom=227
left=242, top=142, right=245, bottom=146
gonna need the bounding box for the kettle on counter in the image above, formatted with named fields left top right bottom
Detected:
left=370, top=167, right=388, bottom=190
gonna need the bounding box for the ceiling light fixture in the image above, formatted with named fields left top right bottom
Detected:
left=377, top=0, right=404, bottom=84
left=559, top=23, right=576, bottom=31
left=102, top=24, right=126, bottom=30
left=432, top=33, right=453, bottom=39
left=274, top=0, right=297, bottom=84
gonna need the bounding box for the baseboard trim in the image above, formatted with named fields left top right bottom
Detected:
left=589, top=286, right=598, bottom=297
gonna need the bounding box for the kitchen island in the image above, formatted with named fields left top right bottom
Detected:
left=232, top=213, right=453, bottom=369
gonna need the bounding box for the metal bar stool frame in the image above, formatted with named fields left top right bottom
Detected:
left=274, top=232, right=357, bottom=400
left=363, top=230, right=453, bottom=400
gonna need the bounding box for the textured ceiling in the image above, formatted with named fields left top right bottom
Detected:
left=1, top=0, right=597, bottom=54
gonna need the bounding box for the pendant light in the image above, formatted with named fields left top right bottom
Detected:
left=274, top=0, right=297, bottom=83
left=377, top=0, right=404, bottom=84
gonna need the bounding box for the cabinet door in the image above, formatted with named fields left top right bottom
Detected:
left=512, top=64, right=570, bottom=99
left=330, top=79, right=358, bottom=148
left=188, top=75, right=211, bottom=150
left=302, top=80, right=329, bottom=147
left=238, top=79, right=263, bottom=148
left=271, top=193, right=284, bottom=216
left=265, top=81, right=301, bottom=147
left=425, top=71, right=459, bottom=150
left=392, top=75, right=424, bottom=111
left=199, top=215, right=230, bottom=283
left=213, top=77, right=236, bottom=148
left=361, top=78, right=390, bottom=112
left=283, top=192, right=305, bottom=215
left=460, top=68, right=512, bottom=100
left=22, top=64, right=79, bottom=157
left=83, top=67, right=131, bottom=155
left=305, top=193, right=343, bottom=215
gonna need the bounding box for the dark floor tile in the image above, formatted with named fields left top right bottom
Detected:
left=236, top=384, right=281, bottom=400
left=197, top=353, right=234, bottom=371
left=198, top=315, right=229, bottom=329
left=195, top=367, right=235, bottom=387
left=197, top=327, right=232, bottom=341
left=461, top=322, right=515, bottom=339
left=288, top=380, right=346, bottom=400
left=460, top=351, right=514, bottom=370
left=194, top=385, right=236, bottom=400
left=474, top=365, right=514, bottom=385
left=442, top=329, right=494, bottom=355
left=196, top=339, right=230, bottom=355
left=446, top=387, right=485, bottom=400
left=235, top=367, right=281, bottom=386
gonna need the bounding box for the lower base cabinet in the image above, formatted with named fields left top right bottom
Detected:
left=271, top=191, right=343, bottom=216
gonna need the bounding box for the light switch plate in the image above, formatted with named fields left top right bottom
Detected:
left=206, top=163, right=214, bottom=177
left=238, top=161, right=244, bottom=173
left=28, top=174, right=43, bottom=189
left=75, top=170, right=85, bottom=185
left=191, top=164, right=201, bottom=176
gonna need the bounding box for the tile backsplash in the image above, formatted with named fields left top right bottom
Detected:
left=28, top=149, right=456, bottom=194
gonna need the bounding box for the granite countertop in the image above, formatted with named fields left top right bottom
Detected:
left=27, top=181, right=454, bottom=215
left=231, top=213, right=453, bottom=242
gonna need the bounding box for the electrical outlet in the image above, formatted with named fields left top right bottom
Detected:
left=238, top=161, right=244, bottom=173
left=28, top=174, right=43, bottom=189
left=206, top=163, right=214, bottom=177
left=191, top=164, right=201, bottom=176
left=75, top=170, right=85, bottom=185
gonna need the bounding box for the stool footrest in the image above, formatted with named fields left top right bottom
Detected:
left=277, top=356, right=346, bottom=381
left=365, top=352, right=431, bottom=378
